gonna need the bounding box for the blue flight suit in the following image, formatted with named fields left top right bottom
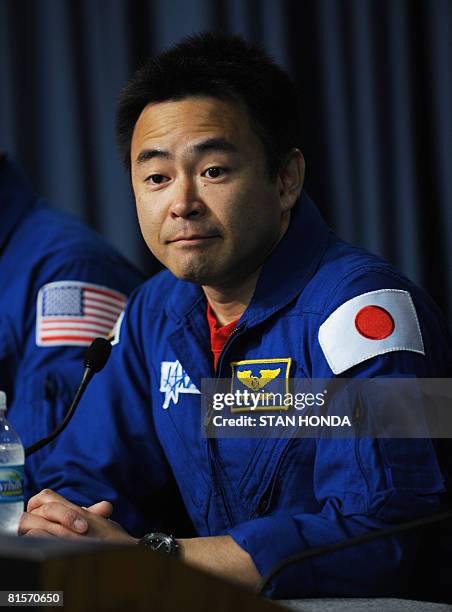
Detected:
left=35, top=192, right=452, bottom=599
left=0, top=157, right=144, bottom=495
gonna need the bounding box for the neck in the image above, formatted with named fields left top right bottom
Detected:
left=203, top=210, right=292, bottom=326
left=202, top=268, right=261, bottom=326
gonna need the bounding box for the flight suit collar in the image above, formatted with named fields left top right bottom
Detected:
left=166, top=191, right=331, bottom=327
left=0, top=157, right=35, bottom=252
left=240, top=191, right=330, bottom=327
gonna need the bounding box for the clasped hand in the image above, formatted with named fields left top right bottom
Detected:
left=19, top=489, right=137, bottom=543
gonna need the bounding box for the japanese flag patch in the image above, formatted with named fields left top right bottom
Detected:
left=318, top=289, right=425, bottom=374
left=36, top=281, right=127, bottom=347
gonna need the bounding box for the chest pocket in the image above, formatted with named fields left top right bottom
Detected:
left=213, top=436, right=300, bottom=523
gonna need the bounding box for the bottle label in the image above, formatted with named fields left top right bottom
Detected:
left=0, top=465, right=24, bottom=503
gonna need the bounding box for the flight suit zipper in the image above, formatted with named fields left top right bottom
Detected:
left=206, top=322, right=246, bottom=527
left=203, top=323, right=245, bottom=426
left=250, top=438, right=294, bottom=518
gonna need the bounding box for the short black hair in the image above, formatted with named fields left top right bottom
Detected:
left=116, top=32, right=302, bottom=178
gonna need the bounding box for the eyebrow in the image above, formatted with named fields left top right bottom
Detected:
left=193, top=137, right=238, bottom=155
left=135, top=137, right=239, bottom=165
left=136, top=149, right=172, bottom=164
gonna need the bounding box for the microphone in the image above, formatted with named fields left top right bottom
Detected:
left=257, top=507, right=452, bottom=595
left=83, top=337, right=112, bottom=373
left=25, top=338, right=112, bottom=457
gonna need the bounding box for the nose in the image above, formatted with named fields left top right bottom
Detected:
left=169, top=176, right=206, bottom=220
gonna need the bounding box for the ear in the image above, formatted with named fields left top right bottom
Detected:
left=277, top=149, right=305, bottom=213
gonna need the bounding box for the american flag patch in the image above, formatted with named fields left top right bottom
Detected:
left=36, top=281, right=127, bottom=347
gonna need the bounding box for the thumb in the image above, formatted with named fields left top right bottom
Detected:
left=83, top=501, right=113, bottom=518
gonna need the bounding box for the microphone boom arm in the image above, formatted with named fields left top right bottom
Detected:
left=24, top=337, right=111, bottom=457
left=25, top=367, right=93, bottom=457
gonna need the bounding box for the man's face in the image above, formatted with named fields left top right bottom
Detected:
left=131, top=96, right=294, bottom=288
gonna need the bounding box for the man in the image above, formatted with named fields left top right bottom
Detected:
left=0, top=154, right=144, bottom=494
left=20, top=34, right=452, bottom=599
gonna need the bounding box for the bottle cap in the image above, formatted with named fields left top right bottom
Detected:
left=0, top=390, right=6, bottom=412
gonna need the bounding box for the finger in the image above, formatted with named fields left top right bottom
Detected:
left=24, top=529, right=57, bottom=538
left=83, top=501, right=113, bottom=518
left=27, top=489, right=76, bottom=513
left=19, top=512, right=86, bottom=539
left=29, top=502, right=88, bottom=534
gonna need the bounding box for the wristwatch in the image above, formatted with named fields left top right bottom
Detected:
left=138, top=532, right=180, bottom=557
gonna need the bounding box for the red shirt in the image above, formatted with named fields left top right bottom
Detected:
left=206, top=303, right=239, bottom=370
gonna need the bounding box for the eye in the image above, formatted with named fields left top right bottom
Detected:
left=146, top=174, right=169, bottom=185
left=202, top=167, right=226, bottom=179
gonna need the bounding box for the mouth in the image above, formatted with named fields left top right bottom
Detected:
left=167, top=235, right=219, bottom=246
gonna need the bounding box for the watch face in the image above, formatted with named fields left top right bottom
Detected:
left=140, top=533, right=179, bottom=556
left=148, top=534, right=173, bottom=553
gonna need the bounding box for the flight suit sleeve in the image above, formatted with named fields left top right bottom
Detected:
left=228, top=270, right=451, bottom=598
left=229, top=419, right=444, bottom=598
left=8, top=256, right=143, bottom=497
left=32, top=291, right=176, bottom=537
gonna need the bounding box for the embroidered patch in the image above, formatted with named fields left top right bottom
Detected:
left=160, top=360, right=200, bottom=409
left=36, top=281, right=127, bottom=347
left=109, top=310, right=125, bottom=346
left=354, top=305, right=395, bottom=339
left=318, top=289, right=425, bottom=375
left=230, top=358, right=292, bottom=412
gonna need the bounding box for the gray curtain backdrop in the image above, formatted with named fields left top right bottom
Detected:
left=1, top=0, right=451, bottom=322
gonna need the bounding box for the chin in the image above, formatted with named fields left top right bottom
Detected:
left=170, top=262, right=216, bottom=286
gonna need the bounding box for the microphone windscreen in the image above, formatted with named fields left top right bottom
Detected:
left=84, top=337, right=112, bottom=373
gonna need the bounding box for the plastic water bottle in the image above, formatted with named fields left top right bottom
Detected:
left=0, top=391, right=25, bottom=534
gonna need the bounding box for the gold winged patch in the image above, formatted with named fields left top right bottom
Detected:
left=237, top=368, right=281, bottom=391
